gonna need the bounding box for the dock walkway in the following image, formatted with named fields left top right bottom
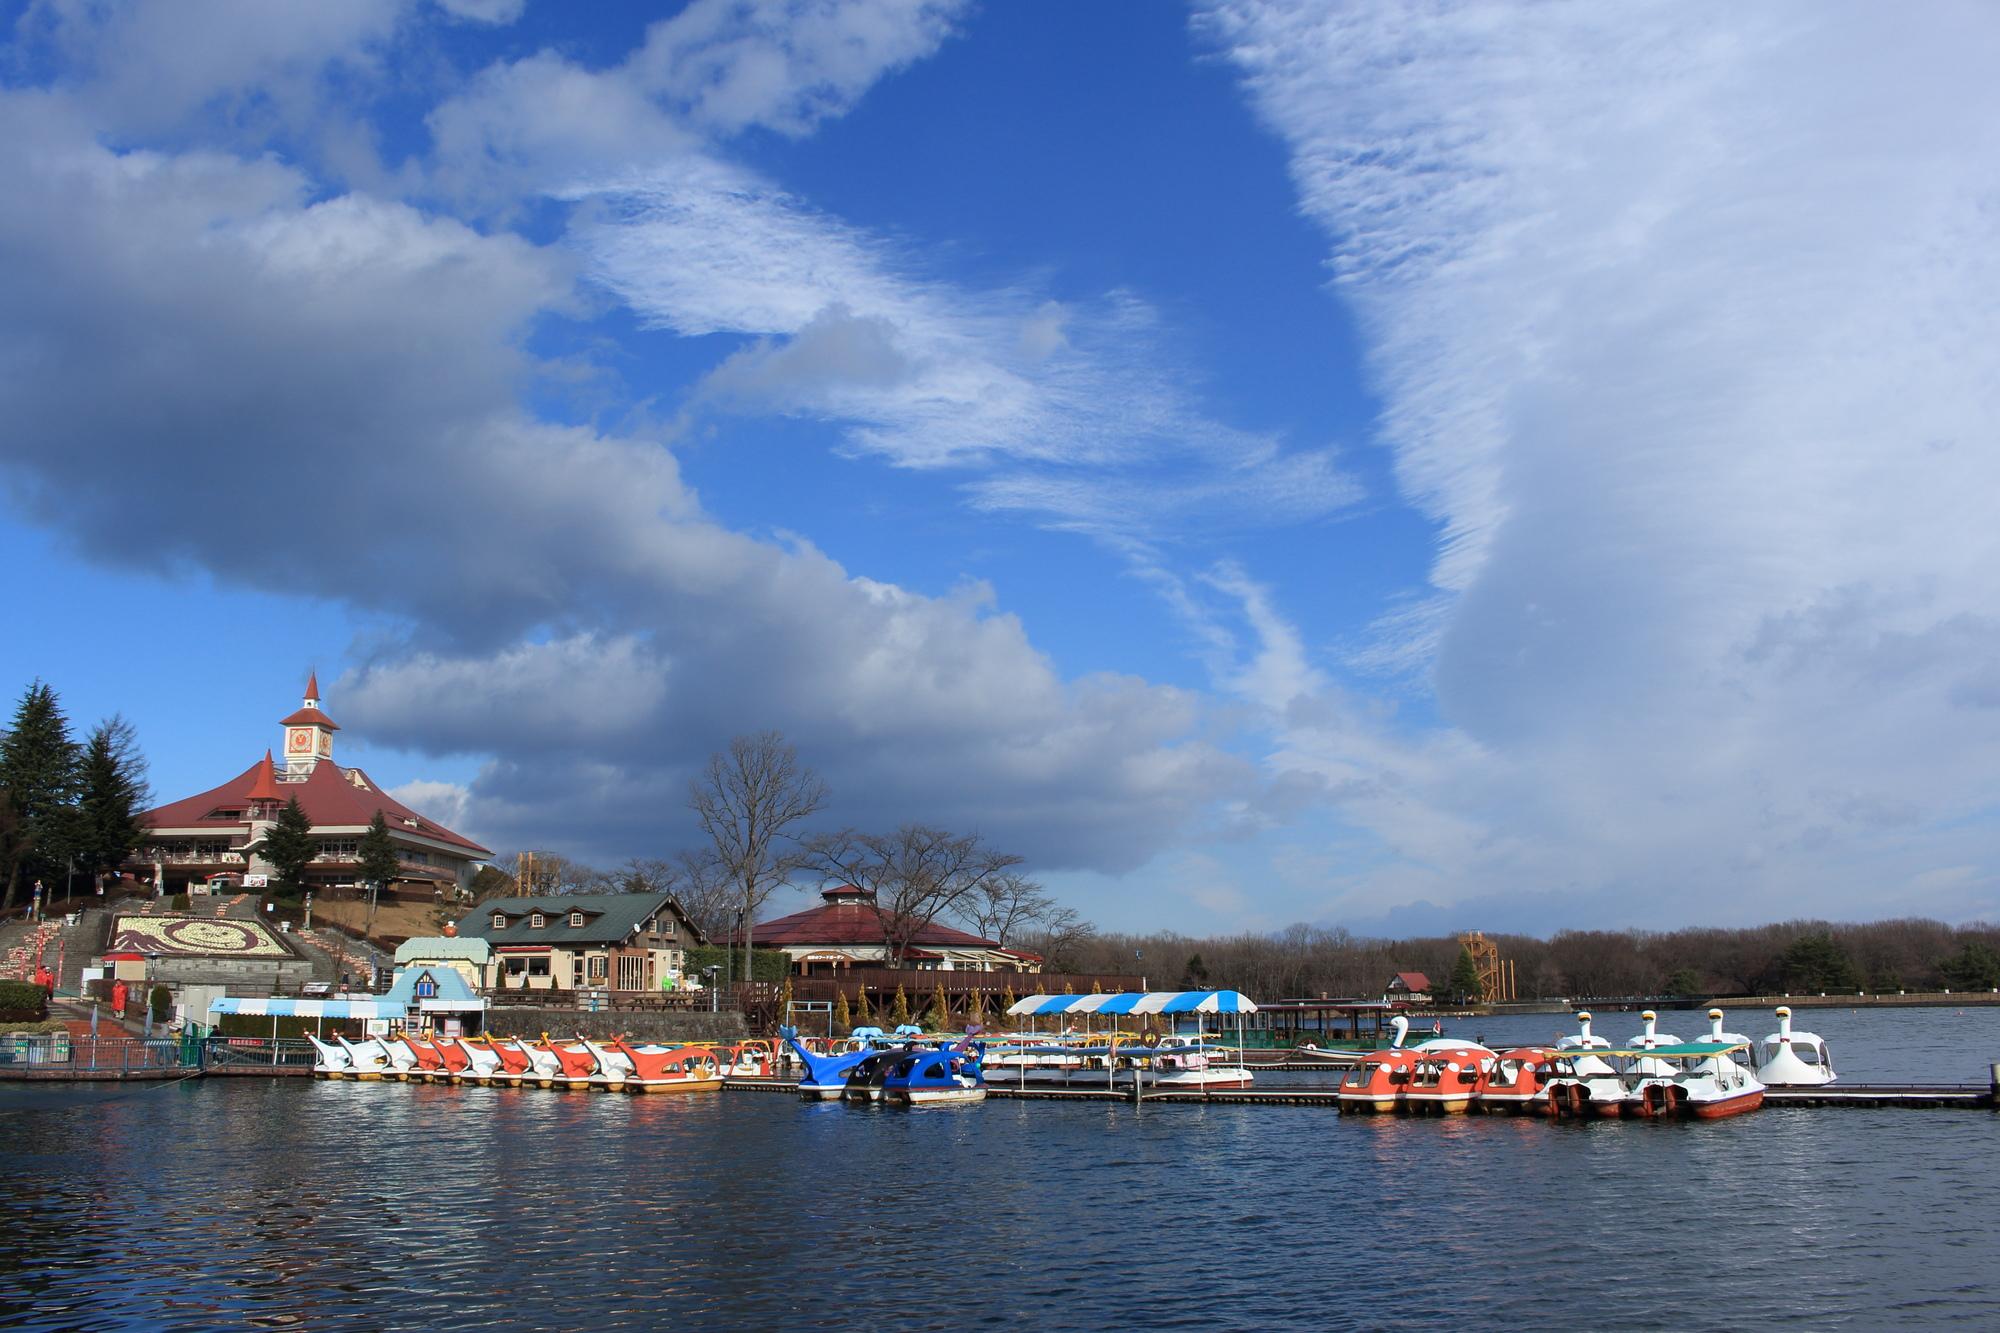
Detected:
left=722, top=1076, right=1996, bottom=1109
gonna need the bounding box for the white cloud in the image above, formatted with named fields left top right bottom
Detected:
left=1196, top=0, right=2000, bottom=924
left=0, top=94, right=1255, bottom=878
left=17, top=0, right=408, bottom=133
left=424, top=0, right=966, bottom=206
left=630, top=0, right=966, bottom=137
left=388, top=778, right=476, bottom=840
left=434, top=0, right=524, bottom=24
left=567, top=159, right=1361, bottom=548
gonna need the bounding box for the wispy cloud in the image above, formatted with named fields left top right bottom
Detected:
left=566, top=158, right=1361, bottom=549
left=1196, top=0, right=2000, bottom=923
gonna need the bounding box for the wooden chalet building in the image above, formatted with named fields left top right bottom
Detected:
left=133, top=675, right=492, bottom=897
left=1386, top=971, right=1433, bottom=1004
left=455, top=892, right=703, bottom=994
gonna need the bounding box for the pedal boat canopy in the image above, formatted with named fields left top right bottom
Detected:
left=1004, top=990, right=1259, bottom=1016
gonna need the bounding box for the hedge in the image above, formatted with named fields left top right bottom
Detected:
left=683, top=945, right=792, bottom=984
left=0, top=980, right=48, bottom=1023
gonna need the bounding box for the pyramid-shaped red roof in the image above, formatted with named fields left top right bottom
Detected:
left=244, top=751, right=282, bottom=803
left=279, top=704, right=339, bottom=730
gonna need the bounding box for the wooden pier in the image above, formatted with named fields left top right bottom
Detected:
left=723, top=1076, right=1997, bottom=1109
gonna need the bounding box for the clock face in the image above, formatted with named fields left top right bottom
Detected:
left=288, top=730, right=312, bottom=752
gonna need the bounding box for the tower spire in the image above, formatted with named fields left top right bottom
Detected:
left=304, top=671, right=321, bottom=708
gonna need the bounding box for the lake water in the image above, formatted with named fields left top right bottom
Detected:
left=3, top=1007, right=1997, bottom=1330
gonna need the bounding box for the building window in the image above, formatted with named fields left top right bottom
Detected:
left=414, top=974, right=439, bottom=999
left=529, top=912, right=545, bottom=929
left=492, top=914, right=506, bottom=929
left=570, top=911, right=584, bottom=927
left=589, top=955, right=608, bottom=981
left=617, top=954, right=645, bottom=990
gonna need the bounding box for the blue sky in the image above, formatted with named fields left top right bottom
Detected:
left=3, top=1, right=1997, bottom=935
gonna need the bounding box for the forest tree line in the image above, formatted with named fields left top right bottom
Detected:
left=1058, top=918, right=2000, bottom=1000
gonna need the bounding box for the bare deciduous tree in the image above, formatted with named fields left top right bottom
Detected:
left=667, top=847, right=740, bottom=943
left=803, top=824, right=1020, bottom=965
left=958, top=871, right=1054, bottom=948
left=1015, top=904, right=1095, bottom=972
left=688, top=732, right=828, bottom=982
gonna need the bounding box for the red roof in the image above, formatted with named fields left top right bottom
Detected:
left=726, top=886, right=1007, bottom=952
left=244, top=751, right=282, bottom=803
left=1390, top=972, right=1431, bottom=992
left=305, top=671, right=321, bottom=701
left=279, top=705, right=340, bottom=730
left=142, top=758, right=490, bottom=855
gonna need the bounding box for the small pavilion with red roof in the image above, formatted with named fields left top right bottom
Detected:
left=131, top=675, right=492, bottom=897
left=725, top=884, right=1043, bottom=976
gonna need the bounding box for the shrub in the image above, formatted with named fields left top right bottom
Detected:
left=0, top=980, right=48, bottom=1023
left=683, top=946, right=791, bottom=984
left=150, top=985, right=173, bottom=1022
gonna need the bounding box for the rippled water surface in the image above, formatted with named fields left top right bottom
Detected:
left=3, top=1010, right=1998, bottom=1331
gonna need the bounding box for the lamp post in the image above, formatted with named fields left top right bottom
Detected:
left=702, top=965, right=719, bottom=1013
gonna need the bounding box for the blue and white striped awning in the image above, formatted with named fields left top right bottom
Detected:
left=209, top=998, right=407, bottom=1019
left=1006, top=990, right=1259, bottom=1017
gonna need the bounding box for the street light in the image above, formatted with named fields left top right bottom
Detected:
left=701, top=965, right=719, bottom=1013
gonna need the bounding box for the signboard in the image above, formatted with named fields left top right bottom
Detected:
left=242, top=874, right=269, bottom=888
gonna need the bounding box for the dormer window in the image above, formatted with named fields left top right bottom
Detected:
left=529, top=912, right=545, bottom=928
left=569, top=911, right=584, bottom=927
left=492, top=913, right=506, bottom=930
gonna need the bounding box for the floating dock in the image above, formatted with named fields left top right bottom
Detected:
left=723, top=1076, right=1997, bottom=1109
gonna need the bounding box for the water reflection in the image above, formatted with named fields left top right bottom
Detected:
left=0, top=1015, right=1995, bottom=1330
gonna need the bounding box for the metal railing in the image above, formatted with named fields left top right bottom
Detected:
left=0, top=1035, right=188, bottom=1071
left=201, top=1036, right=318, bottom=1070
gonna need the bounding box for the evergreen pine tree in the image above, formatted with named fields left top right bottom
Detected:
left=925, top=981, right=949, bottom=1031
left=1940, top=941, right=2000, bottom=991
left=1779, top=932, right=1861, bottom=993
left=76, top=716, right=150, bottom=893
left=1000, top=983, right=1017, bottom=1015
left=888, top=985, right=911, bottom=1027
left=1447, top=947, right=1483, bottom=1003
left=0, top=682, right=83, bottom=911
left=964, top=989, right=984, bottom=1027
left=250, top=797, right=318, bottom=899
left=855, top=989, right=874, bottom=1023
left=357, top=810, right=400, bottom=892
left=833, top=989, right=852, bottom=1031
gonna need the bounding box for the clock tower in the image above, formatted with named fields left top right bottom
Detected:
left=278, top=672, right=341, bottom=775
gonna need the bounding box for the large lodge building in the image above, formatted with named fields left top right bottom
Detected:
left=132, top=676, right=491, bottom=897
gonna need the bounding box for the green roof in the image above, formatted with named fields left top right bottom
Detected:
left=456, top=893, right=684, bottom=947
